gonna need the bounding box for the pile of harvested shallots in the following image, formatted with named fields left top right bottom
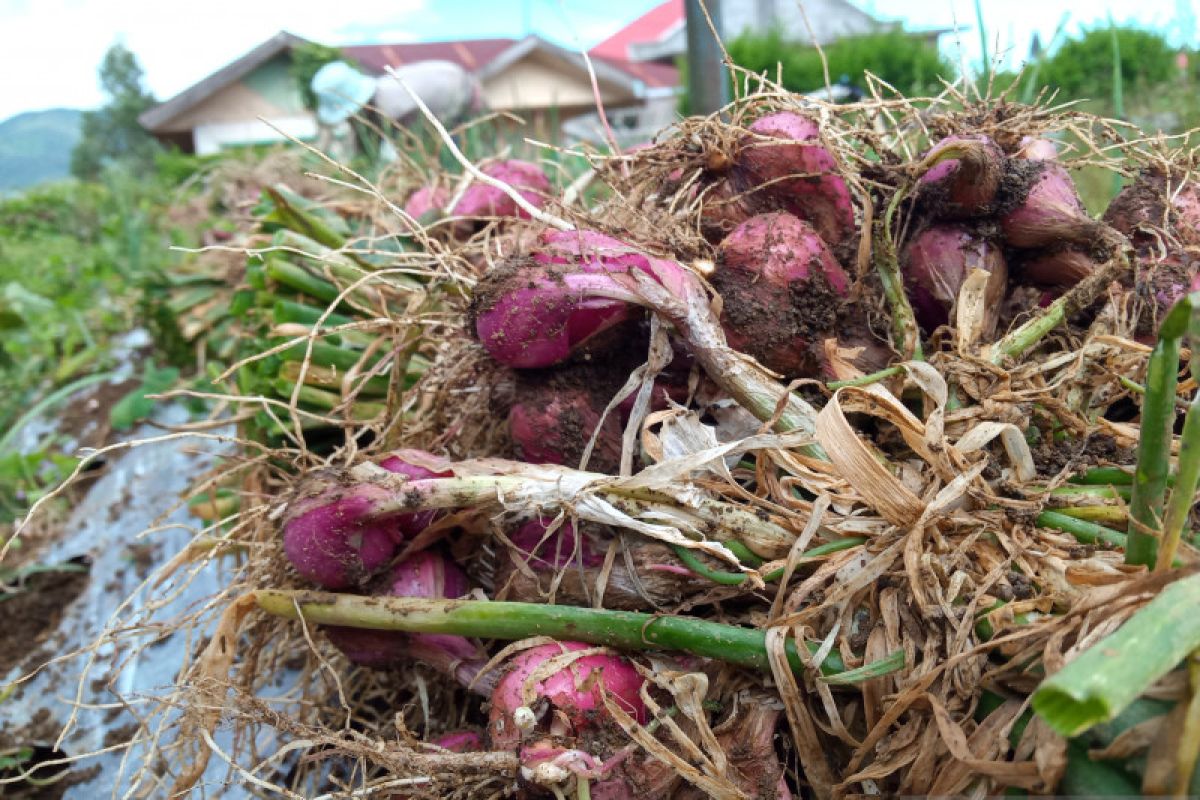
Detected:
left=116, top=84, right=1200, bottom=798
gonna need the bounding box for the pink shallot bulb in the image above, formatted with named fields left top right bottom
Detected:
left=712, top=211, right=850, bottom=376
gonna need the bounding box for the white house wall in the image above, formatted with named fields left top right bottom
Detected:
left=192, top=116, right=317, bottom=155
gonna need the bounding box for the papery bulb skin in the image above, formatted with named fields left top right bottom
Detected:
left=901, top=224, right=1008, bottom=332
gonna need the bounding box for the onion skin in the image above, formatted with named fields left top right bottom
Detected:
left=918, top=135, right=1005, bottom=217
left=1020, top=248, right=1096, bottom=289
left=452, top=159, right=550, bottom=222
left=733, top=111, right=855, bottom=245
left=432, top=731, right=482, bottom=752
left=488, top=642, right=648, bottom=752
left=509, top=384, right=624, bottom=473
left=713, top=211, right=850, bottom=376
left=496, top=539, right=707, bottom=609
left=471, top=229, right=676, bottom=369
left=1103, top=168, right=1200, bottom=249
left=378, top=450, right=454, bottom=540
left=323, top=551, right=482, bottom=680
left=1016, top=136, right=1058, bottom=161
left=902, top=224, right=1008, bottom=332
left=282, top=481, right=399, bottom=590
left=508, top=517, right=607, bottom=570
left=402, top=185, right=447, bottom=220
left=1000, top=161, right=1100, bottom=249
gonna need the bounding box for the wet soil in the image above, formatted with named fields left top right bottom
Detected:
left=0, top=563, right=91, bottom=677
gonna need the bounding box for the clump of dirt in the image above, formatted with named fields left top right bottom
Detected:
left=1033, top=433, right=1133, bottom=477
left=710, top=263, right=842, bottom=377
left=0, top=562, right=91, bottom=676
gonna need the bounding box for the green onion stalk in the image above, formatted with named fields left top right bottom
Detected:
left=1032, top=571, right=1200, bottom=737
left=1126, top=293, right=1195, bottom=567
left=1155, top=293, right=1200, bottom=571
left=253, top=591, right=907, bottom=682
left=990, top=241, right=1129, bottom=365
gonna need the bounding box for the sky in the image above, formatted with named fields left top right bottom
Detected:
left=0, top=0, right=1196, bottom=122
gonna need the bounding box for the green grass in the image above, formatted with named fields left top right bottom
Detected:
left=0, top=166, right=200, bottom=521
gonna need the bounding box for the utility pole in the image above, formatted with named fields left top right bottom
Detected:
left=685, top=0, right=728, bottom=115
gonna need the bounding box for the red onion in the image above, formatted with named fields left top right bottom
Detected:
left=712, top=211, right=850, bottom=376
left=378, top=449, right=454, bottom=540
left=1020, top=248, right=1096, bottom=289
left=509, top=384, right=624, bottom=472
left=432, top=731, right=482, bottom=752
left=1143, top=252, right=1200, bottom=317
left=282, top=482, right=398, bottom=589
left=488, top=641, right=647, bottom=751
left=402, top=185, right=447, bottom=220
left=733, top=111, right=855, bottom=245
left=1103, top=169, right=1200, bottom=248
left=509, top=516, right=607, bottom=570
left=917, top=135, right=1005, bottom=218
left=452, top=159, right=550, bottom=222
left=471, top=229, right=679, bottom=369
left=323, top=551, right=484, bottom=685
left=1016, top=136, right=1058, bottom=161
left=902, top=224, right=1008, bottom=332
left=1001, top=162, right=1100, bottom=249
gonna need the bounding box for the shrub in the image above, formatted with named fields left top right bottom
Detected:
left=1037, top=26, right=1177, bottom=104
left=726, top=27, right=954, bottom=98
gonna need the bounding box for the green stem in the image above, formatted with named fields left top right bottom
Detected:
left=1037, top=511, right=1127, bottom=549
left=826, top=365, right=904, bottom=391
left=277, top=361, right=391, bottom=397
left=990, top=248, right=1128, bottom=364
left=1157, top=300, right=1200, bottom=570
left=874, top=192, right=923, bottom=361
left=274, top=381, right=386, bottom=418
left=671, top=537, right=867, bottom=586
left=1050, top=485, right=1131, bottom=502
left=253, top=591, right=905, bottom=678
left=1056, top=506, right=1127, bottom=526
left=1126, top=295, right=1193, bottom=567
left=265, top=259, right=346, bottom=307
left=1032, top=572, right=1200, bottom=736
left=272, top=298, right=354, bottom=329
left=1070, top=467, right=1135, bottom=486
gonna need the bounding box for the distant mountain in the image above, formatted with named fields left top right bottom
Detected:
left=0, top=109, right=83, bottom=191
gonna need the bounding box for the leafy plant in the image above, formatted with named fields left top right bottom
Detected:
left=724, top=27, right=953, bottom=98
left=1037, top=26, right=1177, bottom=108
left=110, top=362, right=181, bottom=431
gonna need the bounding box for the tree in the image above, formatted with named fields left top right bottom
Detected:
left=1037, top=27, right=1177, bottom=107
left=725, top=28, right=953, bottom=99
left=70, top=43, right=160, bottom=180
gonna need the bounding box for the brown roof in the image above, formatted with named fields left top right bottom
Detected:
left=342, top=38, right=517, bottom=75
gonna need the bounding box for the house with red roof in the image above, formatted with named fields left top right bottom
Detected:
left=139, top=28, right=681, bottom=154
